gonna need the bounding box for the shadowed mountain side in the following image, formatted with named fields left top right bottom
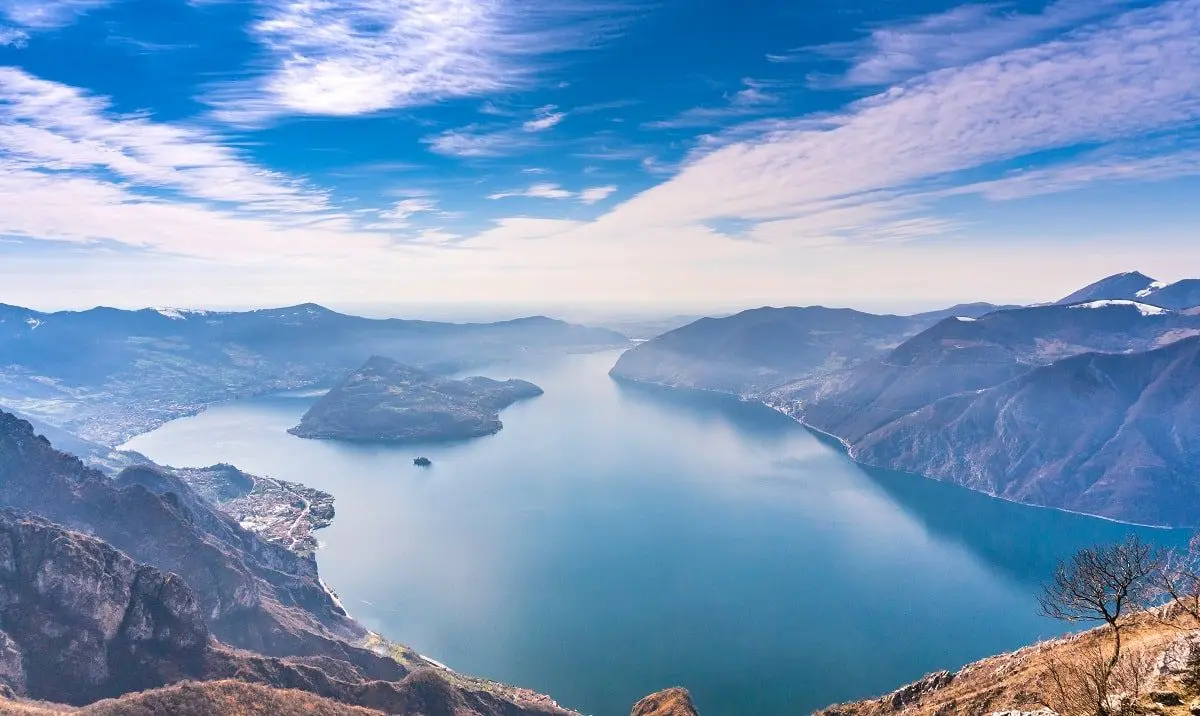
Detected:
left=795, top=301, right=1200, bottom=446
left=609, top=306, right=920, bottom=394
left=848, top=335, right=1200, bottom=526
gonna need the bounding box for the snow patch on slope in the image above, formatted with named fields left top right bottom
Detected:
left=1069, top=300, right=1167, bottom=316
left=1135, top=281, right=1170, bottom=298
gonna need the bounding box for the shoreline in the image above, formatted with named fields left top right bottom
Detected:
left=611, top=374, right=1183, bottom=531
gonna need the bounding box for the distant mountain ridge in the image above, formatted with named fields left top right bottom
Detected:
left=1055, top=271, right=1200, bottom=310
left=0, top=301, right=626, bottom=445
left=610, top=272, right=1200, bottom=525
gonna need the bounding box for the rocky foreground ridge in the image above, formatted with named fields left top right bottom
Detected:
left=0, top=409, right=575, bottom=715
left=817, top=613, right=1200, bottom=716
left=290, top=355, right=544, bottom=442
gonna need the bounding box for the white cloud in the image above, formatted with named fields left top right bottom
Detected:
left=1, top=0, right=108, bottom=28
left=488, top=182, right=574, bottom=200
left=523, top=104, right=566, bottom=131
left=210, top=0, right=641, bottom=124
left=380, top=197, right=439, bottom=220
left=0, top=68, right=401, bottom=262
left=0, top=25, right=27, bottom=44
left=948, top=146, right=1200, bottom=200
left=487, top=183, right=618, bottom=203
left=0, top=68, right=331, bottom=214
left=578, top=185, right=617, bottom=204
left=608, top=0, right=1200, bottom=230
left=423, top=124, right=537, bottom=158
left=644, top=78, right=780, bottom=129
left=802, top=0, right=1132, bottom=86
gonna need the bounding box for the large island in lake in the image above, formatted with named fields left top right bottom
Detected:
left=289, top=355, right=544, bottom=442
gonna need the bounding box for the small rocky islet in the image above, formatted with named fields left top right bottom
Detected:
left=288, top=356, right=544, bottom=443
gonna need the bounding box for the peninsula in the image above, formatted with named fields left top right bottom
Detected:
left=289, top=356, right=544, bottom=443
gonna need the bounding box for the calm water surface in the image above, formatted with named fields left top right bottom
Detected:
left=123, top=350, right=1187, bottom=716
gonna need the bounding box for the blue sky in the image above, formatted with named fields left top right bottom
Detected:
left=1, top=0, right=1199, bottom=313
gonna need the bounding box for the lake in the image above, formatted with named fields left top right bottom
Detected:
left=122, top=349, right=1187, bottom=715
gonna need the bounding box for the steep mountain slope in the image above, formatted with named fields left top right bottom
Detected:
left=794, top=301, right=1200, bottom=444
left=609, top=306, right=919, bottom=393
left=0, top=510, right=574, bottom=715
left=0, top=411, right=574, bottom=714
left=848, top=335, right=1200, bottom=526
left=1056, top=270, right=1159, bottom=304
left=1147, top=278, right=1200, bottom=310
left=1055, top=272, right=1200, bottom=310
left=290, top=356, right=543, bottom=442
left=0, top=509, right=209, bottom=704
left=0, top=303, right=625, bottom=444
left=0, top=680, right=384, bottom=716
left=817, top=611, right=1200, bottom=716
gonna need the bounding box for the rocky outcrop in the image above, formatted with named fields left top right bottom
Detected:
left=290, top=356, right=543, bottom=443
left=0, top=509, right=209, bottom=704
left=630, top=687, right=700, bottom=716
left=0, top=411, right=376, bottom=671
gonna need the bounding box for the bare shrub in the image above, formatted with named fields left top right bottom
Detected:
left=1040, top=644, right=1154, bottom=716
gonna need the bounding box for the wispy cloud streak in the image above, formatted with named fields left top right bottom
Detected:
left=794, top=0, right=1134, bottom=87
left=211, top=0, right=643, bottom=124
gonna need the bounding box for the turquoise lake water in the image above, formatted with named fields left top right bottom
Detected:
left=123, top=349, right=1188, bottom=716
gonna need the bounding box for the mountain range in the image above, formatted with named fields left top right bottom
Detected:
left=609, top=305, right=988, bottom=395
left=0, top=303, right=626, bottom=447
left=1056, top=270, right=1200, bottom=310
left=612, top=272, right=1200, bottom=526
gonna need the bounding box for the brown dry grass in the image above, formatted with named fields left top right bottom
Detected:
left=630, top=687, right=700, bottom=716
left=819, top=611, right=1200, bottom=716
left=0, top=680, right=384, bottom=716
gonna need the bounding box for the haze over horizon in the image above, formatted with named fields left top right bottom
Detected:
left=2, top=0, right=1199, bottom=310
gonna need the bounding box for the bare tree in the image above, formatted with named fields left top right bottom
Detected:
left=1040, top=535, right=1160, bottom=672
left=1152, top=532, right=1200, bottom=623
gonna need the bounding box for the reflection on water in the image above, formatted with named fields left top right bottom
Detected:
left=123, top=350, right=1190, bottom=716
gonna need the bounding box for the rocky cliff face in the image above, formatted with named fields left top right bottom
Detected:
left=0, top=410, right=577, bottom=716
left=0, top=410, right=375, bottom=671
left=0, top=509, right=210, bottom=704
left=290, top=356, right=544, bottom=442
